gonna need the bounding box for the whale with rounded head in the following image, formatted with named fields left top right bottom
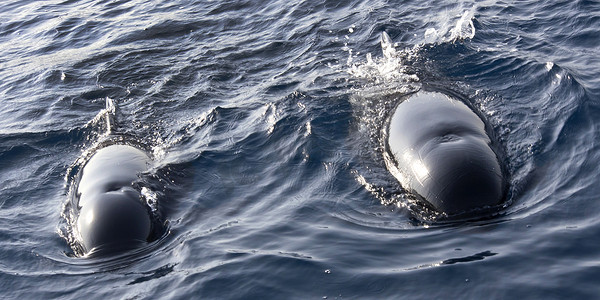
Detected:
left=69, top=98, right=159, bottom=256
left=74, top=144, right=154, bottom=255
left=386, top=91, right=507, bottom=215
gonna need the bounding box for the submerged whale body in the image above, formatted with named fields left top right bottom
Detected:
left=74, top=144, right=153, bottom=255
left=387, top=91, right=506, bottom=215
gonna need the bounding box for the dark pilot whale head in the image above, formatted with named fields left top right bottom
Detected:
left=74, top=144, right=155, bottom=256
left=387, top=91, right=507, bottom=215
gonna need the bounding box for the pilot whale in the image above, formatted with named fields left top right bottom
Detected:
left=74, top=144, right=154, bottom=255
left=386, top=91, right=507, bottom=215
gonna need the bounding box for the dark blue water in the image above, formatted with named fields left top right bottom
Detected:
left=1, top=0, right=600, bottom=298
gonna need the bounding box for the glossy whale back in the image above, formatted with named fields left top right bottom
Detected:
left=388, top=91, right=506, bottom=215
left=75, top=144, right=152, bottom=255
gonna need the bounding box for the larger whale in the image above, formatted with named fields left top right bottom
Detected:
left=73, top=144, right=155, bottom=255
left=386, top=91, right=507, bottom=215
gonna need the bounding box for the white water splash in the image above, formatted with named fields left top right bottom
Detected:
left=152, top=136, right=167, bottom=161
left=448, top=10, right=476, bottom=41
left=141, top=186, right=159, bottom=213
left=344, top=9, right=476, bottom=90
left=346, top=31, right=420, bottom=93
left=422, top=9, right=476, bottom=44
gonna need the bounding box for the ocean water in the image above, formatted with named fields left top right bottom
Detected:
left=1, top=0, right=600, bottom=298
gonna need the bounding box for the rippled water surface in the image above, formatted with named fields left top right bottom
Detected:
left=1, top=0, right=600, bottom=298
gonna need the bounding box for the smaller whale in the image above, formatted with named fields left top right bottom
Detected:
left=74, top=144, right=154, bottom=255
left=386, top=91, right=506, bottom=215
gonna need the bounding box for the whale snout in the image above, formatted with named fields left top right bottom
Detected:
left=77, top=191, right=152, bottom=255
left=419, top=137, right=505, bottom=214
